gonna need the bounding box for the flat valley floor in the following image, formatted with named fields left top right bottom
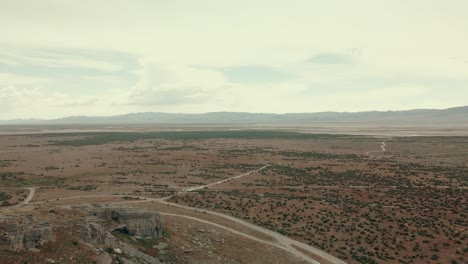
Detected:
left=0, top=128, right=467, bottom=264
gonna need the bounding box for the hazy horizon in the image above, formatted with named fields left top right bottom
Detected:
left=1, top=105, right=468, bottom=121
left=1, top=1, right=468, bottom=119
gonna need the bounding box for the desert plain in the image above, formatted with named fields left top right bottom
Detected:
left=0, top=125, right=467, bottom=264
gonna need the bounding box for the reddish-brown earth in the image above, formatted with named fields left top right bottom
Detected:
left=0, top=130, right=466, bottom=264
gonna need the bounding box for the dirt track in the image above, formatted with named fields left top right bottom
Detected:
left=4, top=141, right=403, bottom=263
left=23, top=167, right=346, bottom=264
left=365, top=138, right=390, bottom=158
left=14, top=187, right=36, bottom=207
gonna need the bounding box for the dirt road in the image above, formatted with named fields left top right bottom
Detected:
left=182, top=165, right=269, bottom=192
left=155, top=200, right=345, bottom=264
left=21, top=166, right=347, bottom=264
left=36, top=193, right=341, bottom=263
left=366, top=138, right=390, bottom=158
left=15, top=187, right=36, bottom=207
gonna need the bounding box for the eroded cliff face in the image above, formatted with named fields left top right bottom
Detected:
left=77, top=220, right=108, bottom=244
left=93, top=208, right=163, bottom=238
left=0, top=206, right=165, bottom=264
left=0, top=214, right=54, bottom=251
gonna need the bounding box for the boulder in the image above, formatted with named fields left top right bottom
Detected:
left=153, top=242, right=169, bottom=250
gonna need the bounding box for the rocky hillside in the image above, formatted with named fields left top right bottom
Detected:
left=0, top=206, right=169, bottom=264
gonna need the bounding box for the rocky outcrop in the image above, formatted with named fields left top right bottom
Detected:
left=79, top=207, right=164, bottom=264
left=0, top=214, right=53, bottom=251
left=77, top=221, right=108, bottom=244
left=103, top=234, right=162, bottom=264
left=1, top=206, right=164, bottom=264
left=93, top=208, right=163, bottom=238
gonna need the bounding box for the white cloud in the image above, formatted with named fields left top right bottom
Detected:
left=0, top=47, right=128, bottom=72
left=0, top=73, right=49, bottom=86
left=0, top=73, right=46, bottom=117
left=0, top=1, right=467, bottom=118
left=115, top=61, right=226, bottom=106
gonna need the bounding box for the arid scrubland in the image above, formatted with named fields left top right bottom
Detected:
left=0, top=131, right=466, bottom=264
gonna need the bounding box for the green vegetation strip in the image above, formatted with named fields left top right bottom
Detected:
left=49, top=131, right=354, bottom=146
left=1, top=172, right=65, bottom=187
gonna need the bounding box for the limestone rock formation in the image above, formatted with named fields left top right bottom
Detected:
left=77, top=221, right=108, bottom=244
left=0, top=214, right=54, bottom=251
left=93, top=208, right=163, bottom=238
left=0, top=206, right=164, bottom=264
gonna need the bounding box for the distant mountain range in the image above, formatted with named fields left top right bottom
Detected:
left=1, top=106, right=467, bottom=125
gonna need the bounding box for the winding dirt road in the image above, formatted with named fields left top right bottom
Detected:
left=158, top=212, right=313, bottom=262
left=14, top=187, right=36, bottom=207
left=155, top=199, right=346, bottom=264
left=366, top=138, right=390, bottom=158
left=18, top=166, right=347, bottom=264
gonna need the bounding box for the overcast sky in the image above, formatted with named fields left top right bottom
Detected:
left=1, top=0, right=467, bottom=119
